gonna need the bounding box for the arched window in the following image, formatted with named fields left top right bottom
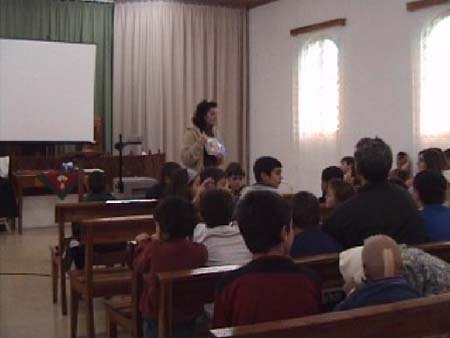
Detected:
left=420, top=15, right=450, bottom=138
left=298, top=39, right=340, bottom=139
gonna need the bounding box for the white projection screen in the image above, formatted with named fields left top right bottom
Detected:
left=0, top=39, right=96, bottom=142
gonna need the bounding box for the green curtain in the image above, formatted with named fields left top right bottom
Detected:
left=0, top=0, right=113, bottom=152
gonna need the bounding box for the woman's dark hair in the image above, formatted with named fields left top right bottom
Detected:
left=200, top=189, right=234, bottom=228
left=328, top=179, right=355, bottom=205
left=160, top=162, right=182, bottom=183
left=200, top=167, right=226, bottom=184
left=225, top=162, right=245, bottom=178
left=341, top=156, right=357, bottom=178
left=237, top=191, right=291, bottom=254
left=154, top=196, right=198, bottom=239
left=88, top=171, right=107, bottom=194
left=292, top=191, right=320, bottom=229
left=420, top=148, right=450, bottom=172
left=192, top=100, right=217, bottom=134
left=166, top=168, right=191, bottom=200
left=413, top=170, right=447, bottom=205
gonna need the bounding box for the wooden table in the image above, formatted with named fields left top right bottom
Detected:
left=12, top=170, right=85, bottom=234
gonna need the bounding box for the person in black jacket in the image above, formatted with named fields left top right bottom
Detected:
left=323, top=137, right=425, bottom=249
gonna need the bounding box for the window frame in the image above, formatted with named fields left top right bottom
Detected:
left=295, top=35, right=342, bottom=140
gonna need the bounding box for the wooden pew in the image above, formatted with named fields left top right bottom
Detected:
left=104, top=243, right=143, bottom=338
left=54, top=199, right=157, bottom=315
left=70, top=215, right=155, bottom=338
left=209, top=293, right=450, bottom=338
left=105, top=240, right=450, bottom=338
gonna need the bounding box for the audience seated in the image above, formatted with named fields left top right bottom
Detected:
left=83, top=170, right=115, bottom=201
left=225, top=162, right=246, bottom=202
left=340, top=156, right=360, bottom=187
left=413, top=170, right=450, bottom=241
left=145, top=162, right=181, bottom=200
left=69, top=170, right=119, bottom=269
left=335, top=235, right=420, bottom=311
left=418, top=148, right=450, bottom=183
left=200, top=167, right=227, bottom=189
left=319, top=166, right=343, bottom=203
left=193, top=189, right=251, bottom=266
left=290, top=191, right=341, bottom=258
left=388, top=169, right=410, bottom=189
left=323, top=137, right=425, bottom=249
left=133, top=196, right=207, bottom=338
left=396, top=151, right=412, bottom=179
left=325, top=179, right=355, bottom=210
left=239, top=156, right=282, bottom=199
left=340, top=242, right=450, bottom=296
left=213, top=191, right=321, bottom=328
left=165, top=168, right=198, bottom=201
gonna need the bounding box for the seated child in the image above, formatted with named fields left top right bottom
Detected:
left=414, top=170, right=450, bottom=241
left=325, top=179, right=355, bottom=210
left=133, top=197, right=207, bottom=338
left=225, top=162, right=246, bottom=202
left=213, top=191, right=321, bottom=328
left=319, top=166, right=344, bottom=203
left=335, top=235, right=420, bottom=311
left=199, top=167, right=227, bottom=189
left=239, top=156, right=283, bottom=199
left=69, top=170, right=117, bottom=269
left=340, top=241, right=450, bottom=297
left=83, top=170, right=115, bottom=201
left=290, top=191, right=342, bottom=258
left=145, top=162, right=181, bottom=200
left=193, top=189, right=251, bottom=266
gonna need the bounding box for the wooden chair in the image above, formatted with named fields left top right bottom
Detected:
left=69, top=215, right=155, bottom=338
left=104, top=242, right=143, bottom=338
left=53, top=199, right=157, bottom=315
left=209, top=293, right=450, bottom=338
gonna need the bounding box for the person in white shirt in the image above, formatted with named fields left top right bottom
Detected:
left=193, top=189, right=252, bottom=266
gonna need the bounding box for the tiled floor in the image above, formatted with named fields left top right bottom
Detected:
left=0, top=227, right=112, bottom=338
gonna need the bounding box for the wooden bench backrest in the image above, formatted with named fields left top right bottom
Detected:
left=210, top=293, right=450, bottom=338
left=55, top=199, right=158, bottom=223
left=155, top=240, right=450, bottom=338
left=79, top=215, right=156, bottom=297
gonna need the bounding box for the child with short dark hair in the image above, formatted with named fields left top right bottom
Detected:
left=84, top=170, right=115, bottom=201
left=414, top=170, right=450, bottom=241
left=199, top=167, right=227, bottom=189
left=225, top=162, right=246, bottom=200
left=193, top=189, right=251, bottom=266
left=239, top=156, right=282, bottom=199
left=291, top=191, right=342, bottom=258
left=213, top=191, right=321, bottom=328
left=133, top=197, right=207, bottom=338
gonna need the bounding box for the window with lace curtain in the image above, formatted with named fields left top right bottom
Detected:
left=298, top=39, right=340, bottom=139
left=420, top=15, right=450, bottom=138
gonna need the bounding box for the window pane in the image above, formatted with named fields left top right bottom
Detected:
left=421, top=15, right=450, bottom=137
left=298, top=39, right=339, bottom=139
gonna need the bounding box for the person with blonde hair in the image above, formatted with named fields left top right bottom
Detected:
left=335, top=235, right=420, bottom=310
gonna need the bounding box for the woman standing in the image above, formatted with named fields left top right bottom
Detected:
left=181, top=100, right=224, bottom=172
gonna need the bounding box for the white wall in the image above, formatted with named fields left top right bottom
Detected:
left=249, top=0, right=449, bottom=195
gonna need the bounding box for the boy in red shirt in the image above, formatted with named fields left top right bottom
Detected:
left=213, top=191, right=321, bottom=328
left=133, top=197, right=207, bottom=338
